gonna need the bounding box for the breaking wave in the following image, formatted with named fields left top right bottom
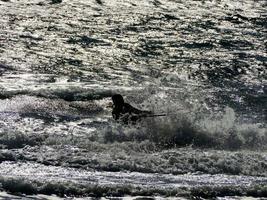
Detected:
left=105, top=96, right=266, bottom=150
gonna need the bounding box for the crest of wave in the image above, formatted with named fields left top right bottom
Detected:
left=104, top=91, right=266, bottom=150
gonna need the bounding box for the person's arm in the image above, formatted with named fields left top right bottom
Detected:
left=112, top=108, right=120, bottom=120
left=125, top=103, right=152, bottom=116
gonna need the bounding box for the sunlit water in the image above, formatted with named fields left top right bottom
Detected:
left=0, top=0, right=266, bottom=199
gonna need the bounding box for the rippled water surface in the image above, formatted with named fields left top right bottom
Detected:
left=0, top=0, right=266, bottom=198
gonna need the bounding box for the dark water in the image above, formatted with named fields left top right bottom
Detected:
left=0, top=0, right=266, bottom=198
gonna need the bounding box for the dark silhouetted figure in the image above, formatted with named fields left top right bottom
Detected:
left=50, top=0, right=62, bottom=4
left=112, top=94, right=152, bottom=124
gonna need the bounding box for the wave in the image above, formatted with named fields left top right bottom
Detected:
left=0, top=162, right=266, bottom=198
left=0, top=115, right=266, bottom=177
left=0, top=93, right=265, bottom=151
left=0, top=87, right=115, bottom=101
left=0, top=176, right=264, bottom=198
left=105, top=103, right=266, bottom=150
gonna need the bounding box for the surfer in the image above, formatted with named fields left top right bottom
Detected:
left=111, top=94, right=152, bottom=124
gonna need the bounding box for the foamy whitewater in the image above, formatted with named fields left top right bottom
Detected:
left=0, top=0, right=266, bottom=199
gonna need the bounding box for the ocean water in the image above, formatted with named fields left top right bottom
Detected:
left=0, top=0, right=266, bottom=199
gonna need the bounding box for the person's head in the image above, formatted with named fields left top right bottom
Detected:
left=112, top=94, right=124, bottom=107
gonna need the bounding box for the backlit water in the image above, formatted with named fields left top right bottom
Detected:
left=0, top=0, right=266, bottom=199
